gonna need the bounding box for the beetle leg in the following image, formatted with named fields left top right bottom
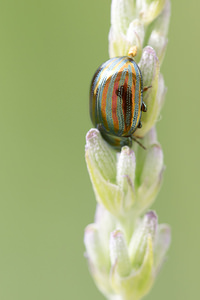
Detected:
left=131, top=136, right=146, bottom=150
left=141, top=102, right=147, bottom=112
left=138, top=120, right=142, bottom=128
left=143, top=85, right=152, bottom=92
left=97, top=123, right=104, bottom=132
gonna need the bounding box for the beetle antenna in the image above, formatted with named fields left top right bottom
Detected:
left=131, top=136, right=146, bottom=150
left=143, top=85, right=152, bottom=92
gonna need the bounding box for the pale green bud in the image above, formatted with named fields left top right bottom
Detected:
left=137, top=0, right=166, bottom=25
left=134, top=46, right=167, bottom=138
left=111, top=0, right=136, bottom=35
left=94, top=204, right=117, bottom=258
left=148, top=31, right=168, bottom=64
left=154, top=224, right=171, bottom=274
left=129, top=211, right=157, bottom=266
left=84, top=206, right=116, bottom=297
left=149, top=0, right=171, bottom=37
left=125, top=127, right=164, bottom=216
left=84, top=224, right=108, bottom=270
left=157, top=73, right=167, bottom=112
left=85, top=129, right=123, bottom=216
left=116, top=147, right=136, bottom=212
left=110, top=230, right=132, bottom=277
left=147, top=1, right=170, bottom=61
left=85, top=128, right=116, bottom=181
left=146, top=0, right=171, bottom=63
left=126, top=19, right=145, bottom=62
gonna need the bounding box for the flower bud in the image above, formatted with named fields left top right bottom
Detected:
left=85, top=129, right=116, bottom=181
left=129, top=211, right=157, bottom=266
left=136, top=139, right=164, bottom=213
left=148, top=31, right=168, bottom=64
left=147, top=0, right=171, bottom=63
left=116, top=147, right=136, bottom=211
left=95, top=204, right=117, bottom=257
left=111, top=0, right=135, bottom=36
left=154, top=224, right=171, bottom=274
left=137, top=0, right=167, bottom=25
left=110, top=230, right=132, bottom=277
left=84, top=208, right=116, bottom=298
left=85, top=129, right=123, bottom=216
left=150, top=0, right=171, bottom=37
left=134, top=47, right=166, bottom=138
left=84, top=224, right=108, bottom=270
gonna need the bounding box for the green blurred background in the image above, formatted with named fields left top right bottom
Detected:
left=0, top=0, right=199, bottom=299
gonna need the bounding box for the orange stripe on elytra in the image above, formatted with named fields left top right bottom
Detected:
left=136, top=70, right=142, bottom=126
left=130, top=63, right=137, bottom=129
left=101, top=75, right=112, bottom=131
left=111, top=71, right=124, bottom=133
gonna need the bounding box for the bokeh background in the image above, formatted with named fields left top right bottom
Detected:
left=0, top=0, right=199, bottom=299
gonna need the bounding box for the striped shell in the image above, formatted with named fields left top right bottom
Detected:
left=90, top=56, right=144, bottom=149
